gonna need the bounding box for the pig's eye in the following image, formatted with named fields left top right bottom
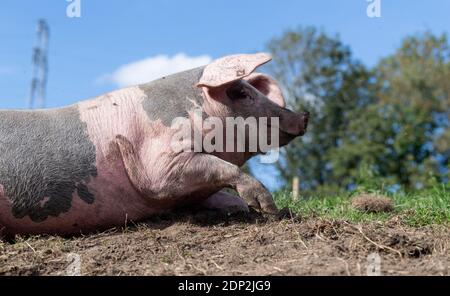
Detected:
left=226, top=86, right=250, bottom=101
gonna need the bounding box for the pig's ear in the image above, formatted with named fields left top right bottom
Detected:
left=245, top=73, right=286, bottom=108
left=196, top=53, right=271, bottom=88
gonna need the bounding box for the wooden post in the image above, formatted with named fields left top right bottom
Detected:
left=292, top=176, right=299, bottom=201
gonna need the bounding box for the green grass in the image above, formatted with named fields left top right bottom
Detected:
left=274, top=184, right=450, bottom=226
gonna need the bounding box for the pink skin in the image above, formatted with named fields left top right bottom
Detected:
left=197, top=53, right=272, bottom=88
left=0, top=88, right=162, bottom=235
left=1, top=87, right=210, bottom=235
left=0, top=53, right=307, bottom=235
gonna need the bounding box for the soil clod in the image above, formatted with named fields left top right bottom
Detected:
left=351, top=194, right=394, bottom=213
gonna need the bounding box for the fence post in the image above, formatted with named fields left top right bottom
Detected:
left=292, top=176, right=300, bottom=201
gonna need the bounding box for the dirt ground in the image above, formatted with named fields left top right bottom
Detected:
left=0, top=210, right=449, bottom=276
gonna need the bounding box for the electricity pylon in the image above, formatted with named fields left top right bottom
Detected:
left=28, top=19, right=49, bottom=109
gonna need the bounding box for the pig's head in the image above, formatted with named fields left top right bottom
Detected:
left=196, top=53, right=309, bottom=165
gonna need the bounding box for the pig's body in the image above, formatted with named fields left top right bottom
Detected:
left=0, top=90, right=155, bottom=234
left=0, top=69, right=209, bottom=234
left=0, top=53, right=309, bottom=235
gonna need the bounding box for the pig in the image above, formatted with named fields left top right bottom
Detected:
left=0, top=53, right=309, bottom=235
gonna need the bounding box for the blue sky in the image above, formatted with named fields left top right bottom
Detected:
left=0, top=0, right=449, bottom=190
left=1, top=0, right=449, bottom=109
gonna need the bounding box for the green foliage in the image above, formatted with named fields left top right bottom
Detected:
left=267, top=28, right=450, bottom=193
left=340, top=32, right=450, bottom=190
left=274, top=184, right=450, bottom=226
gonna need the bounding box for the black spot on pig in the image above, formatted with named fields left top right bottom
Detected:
left=139, top=67, right=206, bottom=126
left=0, top=106, right=97, bottom=222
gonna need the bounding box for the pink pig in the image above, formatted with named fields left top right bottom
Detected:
left=0, top=53, right=309, bottom=235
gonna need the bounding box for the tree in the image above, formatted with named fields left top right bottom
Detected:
left=267, top=28, right=450, bottom=193
left=334, top=32, right=450, bottom=190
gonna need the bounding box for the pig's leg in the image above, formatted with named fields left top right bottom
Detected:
left=172, top=154, right=278, bottom=214
left=199, top=191, right=249, bottom=213
left=114, top=135, right=154, bottom=197
left=115, top=136, right=278, bottom=214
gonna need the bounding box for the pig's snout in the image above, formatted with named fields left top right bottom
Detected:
left=280, top=110, right=310, bottom=137
left=295, top=111, right=310, bottom=136
left=302, top=111, right=310, bottom=132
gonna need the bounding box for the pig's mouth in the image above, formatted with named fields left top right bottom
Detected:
left=275, top=113, right=309, bottom=139
left=277, top=111, right=310, bottom=140
left=254, top=112, right=309, bottom=150
left=279, top=129, right=304, bottom=144
left=277, top=119, right=309, bottom=145
left=265, top=126, right=307, bottom=148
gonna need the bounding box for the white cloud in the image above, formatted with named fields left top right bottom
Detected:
left=99, top=53, right=212, bottom=87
